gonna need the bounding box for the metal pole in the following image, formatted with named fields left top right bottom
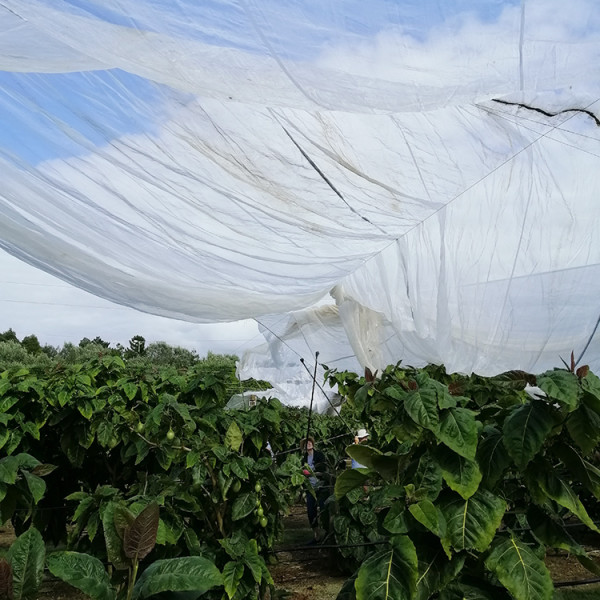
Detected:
left=298, top=357, right=354, bottom=435
left=302, top=351, right=319, bottom=450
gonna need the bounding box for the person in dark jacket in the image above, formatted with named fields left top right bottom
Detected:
left=300, top=436, right=327, bottom=541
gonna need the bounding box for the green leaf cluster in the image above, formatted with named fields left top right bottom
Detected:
left=326, top=363, right=600, bottom=600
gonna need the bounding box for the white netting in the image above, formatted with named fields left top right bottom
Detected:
left=1, top=1, right=599, bottom=405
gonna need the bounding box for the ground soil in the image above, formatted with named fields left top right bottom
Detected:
left=270, top=504, right=347, bottom=600
left=1, top=510, right=600, bottom=599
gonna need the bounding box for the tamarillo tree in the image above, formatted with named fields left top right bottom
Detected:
left=0, top=354, right=345, bottom=600
left=326, top=361, right=600, bottom=600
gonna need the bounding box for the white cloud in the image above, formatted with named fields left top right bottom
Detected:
left=316, top=0, right=600, bottom=96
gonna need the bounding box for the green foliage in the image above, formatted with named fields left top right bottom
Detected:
left=0, top=330, right=19, bottom=344
left=48, top=501, right=224, bottom=600
left=47, top=552, right=116, bottom=600
left=0, top=453, right=56, bottom=534
left=137, top=342, right=198, bottom=370
left=132, top=556, right=223, bottom=599
left=19, top=337, right=42, bottom=356
left=0, top=353, right=339, bottom=599
left=485, top=535, right=553, bottom=600
left=327, top=362, right=600, bottom=600
left=126, top=336, right=146, bottom=358
left=7, top=344, right=599, bottom=600
left=4, top=527, right=46, bottom=600
left=0, top=342, right=31, bottom=372
left=354, top=536, right=417, bottom=600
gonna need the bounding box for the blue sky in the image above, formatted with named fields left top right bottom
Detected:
left=0, top=0, right=519, bottom=165
left=0, top=69, right=168, bottom=164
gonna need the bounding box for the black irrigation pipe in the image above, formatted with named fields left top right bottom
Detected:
left=554, top=577, right=600, bottom=588
left=7, top=505, right=71, bottom=513
left=273, top=549, right=600, bottom=586
left=274, top=543, right=600, bottom=589
left=274, top=540, right=388, bottom=553
left=273, top=544, right=600, bottom=589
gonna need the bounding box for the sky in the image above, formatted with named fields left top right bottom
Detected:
left=0, top=249, right=261, bottom=356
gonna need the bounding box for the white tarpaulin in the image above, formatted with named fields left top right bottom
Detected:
left=1, top=1, right=599, bottom=402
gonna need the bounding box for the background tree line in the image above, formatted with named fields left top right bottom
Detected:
left=0, top=328, right=269, bottom=398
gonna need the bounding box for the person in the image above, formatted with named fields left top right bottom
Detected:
left=300, top=436, right=327, bottom=542
left=351, top=428, right=369, bottom=469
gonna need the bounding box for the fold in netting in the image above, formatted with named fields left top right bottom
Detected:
left=1, top=0, right=600, bottom=404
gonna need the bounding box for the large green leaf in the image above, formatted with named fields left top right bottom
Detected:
left=485, top=535, right=553, bottom=600
left=230, top=459, right=249, bottom=480
left=47, top=551, right=115, bottom=600
left=231, top=493, right=256, bottom=521
left=537, top=370, right=580, bottom=411
left=225, top=421, right=243, bottom=453
left=432, top=379, right=457, bottom=409
left=404, top=385, right=440, bottom=433
left=0, top=457, right=19, bottom=485
left=565, top=397, right=600, bottom=455
left=354, top=536, right=418, bottom=600
left=0, top=428, right=10, bottom=451
left=102, top=502, right=130, bottom=570
left=530, top=460, right=599, bottom=532
left=581, top=370, right=600, bottom=398
left=408, top=500, right=446, bottom=540
left=416, top=548, right=465, bottom=600
left=437, top=408, right=478, bottom=460
left=477, top=427, right=511, bottom=488
left=502, top=401, right=555, bottom=469
left=222, top=560, right=244, bottom=600
left=412, top=455, right=443, bottom=501
left=346, top=445, right=381, bottom=468
left=383, top=503, right=409, bottom=535
left=132, top=557, right=223, bottom=599
left=334, top=469, right=370, bottom=500
left=439, top=489, right=506, bottom=552
left=554, top=444, right=600, bottom=499
left=439, top=582, right=511, bottom=600
left=346, top=446, right=406, bottom=482
left=243, top=551, right=263, bottom=584
left=22, top=472, right=45, bottom=504
left=527, top=506, right=585, bottom=556
left=433, top=448, right=482, bottom=499
left=112, top=504, right=136, bottom=540
left=13, top=454, right=40, bottom=471
left=7, top=528, right=45, bottom=600
left=371, top=454, right=410, bottom=482
left=96, top=422, right=114, bottom=448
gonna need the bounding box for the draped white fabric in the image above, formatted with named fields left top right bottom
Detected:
left=1, top=0, right=599, bottom=402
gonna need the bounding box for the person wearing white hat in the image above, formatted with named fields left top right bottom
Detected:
left=351, top=428, right=369, bottom=469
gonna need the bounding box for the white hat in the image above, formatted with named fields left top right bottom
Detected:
left=356, top=428, right=369, bottom=439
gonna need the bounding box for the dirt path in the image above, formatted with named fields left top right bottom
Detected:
left=270, top=504, right=346, bottom=600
